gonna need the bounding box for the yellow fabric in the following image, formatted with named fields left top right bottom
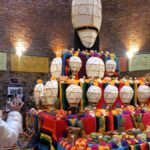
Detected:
left=130, top=145, right=134, bottom=150
left=134, top=82, right=138, bottom=106
left=80, top=83, right=83, bottom=111
left=60, top=82, right=63, bottom=109
left=41, top=133, right=52, bottom=142
left=98, top=146, right=104, bottom=150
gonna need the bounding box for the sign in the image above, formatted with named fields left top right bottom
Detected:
left=0, top=52, right=7, bottom=70
left=11, top=54, right=49, bottom=73
left=119, top=56, right=128, bottom=72
left=129, top=54, right=150, bottom=71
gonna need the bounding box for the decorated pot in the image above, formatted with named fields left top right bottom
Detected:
left=69, top=56, right=82, bottom=75
left=50, top=57, right=62, bottom=78
left=120, top=86, right=134, bottom=105
left=86, top=57, right=105, bottom=78
left=104, top=85, right=118, bottom=106
left=66, top=84, right=82, bottom=107
left=86, top=85, right=102, bottom=105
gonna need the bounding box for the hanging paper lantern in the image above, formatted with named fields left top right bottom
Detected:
left=72, top=0, right=102, bottom=48
left=86, top=57, right=105, bottom=78
left=34, top=83, right=44, bottom=106
left=87, top=85, right=102, bottom=104
left=69, top=56, right=82, bottom=75
left=44, top=80, right=58, bottom=106
left=50, top=57, right=62, bottom=78
left=120, top=86, right=134, bottom=104
left=137, top=85, right=150, bottom=104
left=104, top=85, right=118, bottom=106
left=105, top=60, right=117, bottom=76
left=66, top=84, right=82, bottom=107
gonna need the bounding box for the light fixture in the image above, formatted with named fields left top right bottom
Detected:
left=126, top=51, right=134, bottom=59
left=130, top=44, right=139, bottom=53
left=16, top=50, right=23, bottom=57
left=15, top=39, right=26, bottom=57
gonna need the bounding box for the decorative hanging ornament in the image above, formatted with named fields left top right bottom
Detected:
left=44, top=80, right=58, bottom=107
left=86, top=57, right=105, bottom=78
left=66, top=84, right=82, bottom=107
left=120, top=86, right=134, bottom=105
left=86, top=85, right=102, bottom=105
left=34, top=82, right=44, bottom=106
left=50, top=57, right=62, bottom=78
left=105, top=59, right=117, bottom=76
left=104, top=85, right=118, bottom=106
left=137, top=85, right=150, bottom=104
left=72, top=0, right=102, bottom=48
left=69, top=56, right=82, bottom=75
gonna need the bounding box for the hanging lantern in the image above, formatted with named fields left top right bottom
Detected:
left=87, top=85, right=102, bottom=105
left=50, top=57, right=62, bottom=78
left=34, top=82, right=44, bottom=107
left=137, top=85, right=150, bottom=104
left=120, top=86, right=134, bottom=105
left=44, top=80, right=58, bottom=108
left=104, top=85, right=118, bottom=106
left=69, top=56, right=82, bottom=75
left=86, top=57, right=105, bottom=78
left=66, top=84, right=82, bottom=107
left=105, top=60, right=117, bottom=76
left=72, top=0, right=102, bottom=48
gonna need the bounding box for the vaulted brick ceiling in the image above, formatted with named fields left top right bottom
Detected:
left=0, top=0, right=149, bottom=56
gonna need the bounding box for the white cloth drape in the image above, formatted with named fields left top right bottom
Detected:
left=0, top=111, right=22, bottom=150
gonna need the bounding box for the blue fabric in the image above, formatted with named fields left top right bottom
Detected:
left=114, top=56, right=120, bottom=75
left=105, top=55, right=110, bottom=62
left=111, top=146, right=129, bottom=150
left=62, top=52, right=72, bottom=76
left=114, top=115, right=121, bottom=130
left=38, top=143, right=50, bottom=150
left=57, top=143, right=66, bottom=150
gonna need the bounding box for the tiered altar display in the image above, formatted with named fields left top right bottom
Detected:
left=27, top=2, right=150, bottom=150
left=25, top=49, right=150, bottom=150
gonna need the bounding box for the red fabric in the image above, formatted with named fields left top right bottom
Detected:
left=80, top=117, right=96, bottom=134
left=40, top=113, right=96, bottom=140
left=40, top=113, right=68, bottom=141
left=78, top=53, right=88, bottom=78
left=97, top=83, right=107, bottom=109
left=122, top=114, right=134, bottom=130
left=140, top=143, right=147, bottom=150
left=105, top=72, right=118, bottom=77
left=119, top=56, right=128, bottom=72
left=108, top=115, right=114, bottom=131
left=112, top=82, right=124, bottom=108
left=142, top=113, right=150, bottom=126
left=65, top=58, right=70, bottom=76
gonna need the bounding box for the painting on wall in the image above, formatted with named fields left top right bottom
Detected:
left=129, top=54, right=150, bottom=71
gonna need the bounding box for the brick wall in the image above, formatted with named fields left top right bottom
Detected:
left=0, top=0, right=149, bottom=103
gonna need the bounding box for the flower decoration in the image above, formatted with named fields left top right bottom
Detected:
left=37, top=79, right=43, bottom=84
left=56, top=109, right=66, bottom=120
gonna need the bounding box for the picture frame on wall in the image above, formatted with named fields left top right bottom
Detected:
left=8, top=87, right=23, bottom=97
